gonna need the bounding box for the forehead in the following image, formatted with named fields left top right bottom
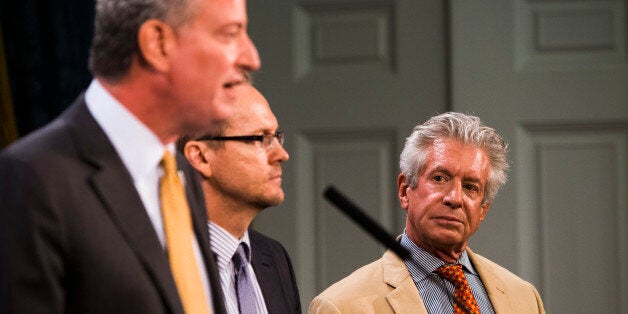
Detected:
left=225, top=88, right=277, bottom=133
left=189, top=0, right=248, bottom=24
left=423, top=138, right=490, bottom=179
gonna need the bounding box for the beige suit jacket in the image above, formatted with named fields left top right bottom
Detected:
left=309, top=248, right=545, bottom=314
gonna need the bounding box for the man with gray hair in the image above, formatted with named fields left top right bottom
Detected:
left=0, top=0, right=260, bottom=313
left=310, top=112, right=545, bottom=313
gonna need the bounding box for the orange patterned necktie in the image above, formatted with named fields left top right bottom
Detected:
left=160, top=151, right=211, bottom=314
left=434, top=264, right=481, bottom=314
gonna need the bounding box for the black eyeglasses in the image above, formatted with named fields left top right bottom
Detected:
left=196, top=131, right=285, bottom=150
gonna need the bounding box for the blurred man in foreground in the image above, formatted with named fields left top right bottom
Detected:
left=0, top=0, right=260, bottom=313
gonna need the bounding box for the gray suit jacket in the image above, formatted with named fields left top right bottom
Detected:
left=309, top=248, right=545, bottom=314
left=0, top=96, right=226, bottom=314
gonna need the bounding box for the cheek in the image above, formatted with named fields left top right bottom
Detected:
left=406, top=196, right=429, bottom=220
left=204, top=39, right=240, bottom=68
left=177, top=36, right=229, bottom=76
left=466, top=205, right=485, bottom=229
left=408, top=185, right=439, bottom=209
left=186, top=50, right=221, bottom=85
left=231, top=155, right=266, bottom=179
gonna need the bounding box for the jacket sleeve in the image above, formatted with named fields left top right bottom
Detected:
left=309, top=295, right=342, bottom=314
left=531, top=282, right=546, bottom=314
left=0, top=156, right=67, bottom=314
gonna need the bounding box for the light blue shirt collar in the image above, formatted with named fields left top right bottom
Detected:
left=208, top=222, right=252, bottom=270
left=400, top=231, right=478, bottom=283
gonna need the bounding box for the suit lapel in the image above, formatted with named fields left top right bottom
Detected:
left=382, top=250, right=428, bottom=314
left=467, top=248, right=513, bottom=313
left=249, top=231, right=286, bottom=313
left=67, top=99, right=182, bottom=313
left=179, top=153, right=227, bottom=314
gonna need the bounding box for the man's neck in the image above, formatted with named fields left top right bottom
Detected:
left=407, top=236, right=466, bottom=264
left=97, top=73, right=177, bottom=144
left=426, top=246, right=464, bottom=264
left=207, top=205, right=258, bottom=239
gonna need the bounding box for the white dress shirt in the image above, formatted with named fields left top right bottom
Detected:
left=208, top=222, right=268, bottom=314
left=84, top=79, right=213, bottom=310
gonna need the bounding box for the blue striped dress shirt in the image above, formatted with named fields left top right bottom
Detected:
left=400, top=233, right=495, bottom=314
left=208, top=222, right=268, bottom=314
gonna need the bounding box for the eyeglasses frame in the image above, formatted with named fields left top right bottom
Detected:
left=196, top=131, right=285, bottom=150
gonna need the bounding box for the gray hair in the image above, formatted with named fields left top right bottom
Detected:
left=88, top=0, right=194, bottom=81
left=399, top=112, right=509, bottom=204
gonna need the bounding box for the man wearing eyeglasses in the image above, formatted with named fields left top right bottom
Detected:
left=178, top=83, right=301, bottom=314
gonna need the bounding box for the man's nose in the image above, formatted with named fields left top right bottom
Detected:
left=443, top=182, right=462, bottom=209
left=237, top=33, right=261, bottom=72
left=270, top=142, right=289, bottom=163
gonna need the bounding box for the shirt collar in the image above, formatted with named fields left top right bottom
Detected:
left=400, top=231, right=478, bottom=282
left=208, top=222, right=251, bottom=270
left=85, top=79, right=167, bottom=182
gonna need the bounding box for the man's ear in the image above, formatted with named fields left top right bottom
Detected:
left=480, top=202, right=491, bottom=221
left=398, top=173, right=410, bottom=210
left=183, top=141, right=212, bottom=178
left=137, top=19, right=175, bottom=73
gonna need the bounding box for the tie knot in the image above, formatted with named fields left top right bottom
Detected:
left=161, top=151, right=178, bottom=175
left=232, top=243, right=250, bottom=270
left=434, top=264, right=465, bottom=285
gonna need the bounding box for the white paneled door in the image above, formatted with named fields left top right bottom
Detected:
left=247, top=0, right=447, bottom=308
left=452, top=0, right=628, bottom=313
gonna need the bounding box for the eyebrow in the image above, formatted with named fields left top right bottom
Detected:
left=428, top=167, right=451, bottom=177
left=429, top=166, right=484, bottom=184
left=252, top=126, right=278, bottom=134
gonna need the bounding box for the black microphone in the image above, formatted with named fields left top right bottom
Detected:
left=323, top=186, right=410, bottom=260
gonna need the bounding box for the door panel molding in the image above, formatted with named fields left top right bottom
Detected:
left=516, top=122, right=628, bottom=313
left=515, top=0, right=627, bottom=70
left=295, top=129, right=397, bottom=300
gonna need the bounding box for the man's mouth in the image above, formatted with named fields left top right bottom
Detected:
left=223, top=80, right=241, bottom=89
left=224, top=71, right=251, bottom=89
left=433, top=216, right=463, bottom=225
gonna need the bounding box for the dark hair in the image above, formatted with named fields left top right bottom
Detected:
left=88, top=0, right=192, bottom=81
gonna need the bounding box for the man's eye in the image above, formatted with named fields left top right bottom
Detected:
left=464, top=184, right=479, bottom=192
left=224, top=31, right=238, bottom=38
left=221, top=26, right=242, bottom=39
left=433, top=175, right=443, bottom=182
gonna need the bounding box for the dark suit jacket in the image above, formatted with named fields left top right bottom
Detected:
left=249, top=230, right=301, bottom=314
left=0, top=95, right=226, bottom=314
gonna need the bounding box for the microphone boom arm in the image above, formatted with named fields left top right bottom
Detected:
left=323, top=186, right=410, bottom=260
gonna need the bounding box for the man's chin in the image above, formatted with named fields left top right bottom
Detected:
left=429, top=231, right=465, bottom=249
left=254, top=195, right=284, bottom=209
left=267, top=195, right=284, bottom=207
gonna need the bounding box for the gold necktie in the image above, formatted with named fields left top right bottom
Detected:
left=160, top=151, right=210, bottom=314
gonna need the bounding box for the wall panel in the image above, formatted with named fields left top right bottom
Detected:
left=517, top=123, right=628, bottom=312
